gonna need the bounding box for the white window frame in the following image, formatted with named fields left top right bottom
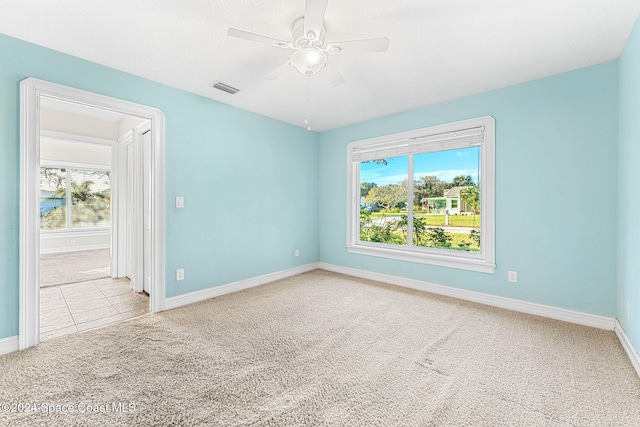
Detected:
left=346, top=116, right=495, bottom=273
left=40, top=160, right=112, bottom=233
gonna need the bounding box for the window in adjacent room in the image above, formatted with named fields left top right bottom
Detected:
left=40, top=165, right=111, bottom=231
left=347, top=116, right=495, bottom=273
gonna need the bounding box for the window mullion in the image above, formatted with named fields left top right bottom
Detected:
left=407, top=154, right=414, bottom=247
left=66, top=168, right=72, bottom=230
left=353, top=162, right=361, bottom=244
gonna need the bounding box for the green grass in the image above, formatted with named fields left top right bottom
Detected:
left=369, top=211, right=408, bottom=219
left=417, top=214, right=480, bottom=227
left=369, top=212, right=480, bottom=228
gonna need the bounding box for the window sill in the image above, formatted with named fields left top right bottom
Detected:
left=346, top=244, right=495, bottom=274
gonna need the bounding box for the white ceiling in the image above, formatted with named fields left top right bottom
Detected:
left=2, top=0, right=639, bottom=131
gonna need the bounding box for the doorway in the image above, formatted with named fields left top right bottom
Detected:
left=19, top=78, right=166, bottom=350
left=37, top=101, right=150, bottom=340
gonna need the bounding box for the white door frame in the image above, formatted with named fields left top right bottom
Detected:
left=112, top=130, right=132, bottom=278
left=141, top=129, right=153, bottom=294
left=113, top=122, right=149, bottom=292
left=19, top=78, right=166, bottom=350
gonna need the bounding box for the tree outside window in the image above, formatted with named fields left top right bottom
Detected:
left=347, top=116, right=495, bottom=273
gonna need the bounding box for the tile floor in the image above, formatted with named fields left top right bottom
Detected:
left=40, top=277, right=149, bottom=341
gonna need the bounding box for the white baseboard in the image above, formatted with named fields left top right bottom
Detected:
left=0, top=335, right=19, bottom=356
left=615, top=320, right=640, bottom=378
left=6, top=260, right=632, bottom=372
left=165, top=263, right=320, bottom=310
left=318, top=263, right=617, bottom=331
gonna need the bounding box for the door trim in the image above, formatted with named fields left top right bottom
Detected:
left=113, top=122, right=149, bottom=291
left=19, top=78, right=166, bottom=350
left=114, top=129, right=134, bottom=279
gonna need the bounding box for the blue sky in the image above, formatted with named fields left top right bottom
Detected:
left=360, top=147, right=480, bottom=186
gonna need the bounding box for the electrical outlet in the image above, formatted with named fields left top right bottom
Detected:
left=70, top=239, right=76, bottom=246
left=176, top=269, right=184, bottom=281
left=508, top=271, right=518, bottom=283
left=294, top=249, right=300, bottom=257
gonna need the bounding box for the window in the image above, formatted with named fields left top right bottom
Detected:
left=40, top=165, right=111, bottom=231
left=347, top=116, right=495, bottom=273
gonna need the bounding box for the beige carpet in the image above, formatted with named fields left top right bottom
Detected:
left=1, top=270, right=639, bottom=426
left=40, top=249, right=111, bottom=287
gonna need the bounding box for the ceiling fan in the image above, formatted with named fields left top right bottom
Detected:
left=227, top=0, right=389, bottom=86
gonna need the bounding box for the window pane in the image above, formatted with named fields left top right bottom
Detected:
left=359, top=156, right=408, bottom=246
left=413, top=147, right=481, bottom=252
left=40, top=167, right=67, bottom=230
left=69, top=169, right=111, bottom=229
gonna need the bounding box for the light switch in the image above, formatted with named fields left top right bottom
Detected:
left=176, top=196, right=184, bottom=208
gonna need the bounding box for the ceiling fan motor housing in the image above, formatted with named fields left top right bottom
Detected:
left=292, top=17, right=325, bottom=47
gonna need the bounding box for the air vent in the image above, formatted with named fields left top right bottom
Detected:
left=212, top=81, right=239, bottom=95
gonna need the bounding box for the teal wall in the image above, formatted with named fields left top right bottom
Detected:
left=0, top=34, right=319, bottom=339
left=618, top=16, right=640, bottom=351
left=319, top=63, right=619, bottom=316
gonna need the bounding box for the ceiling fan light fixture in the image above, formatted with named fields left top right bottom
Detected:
left=290, top=48, right=327, bottom=76
left=226, top=0, right=388, bottom=87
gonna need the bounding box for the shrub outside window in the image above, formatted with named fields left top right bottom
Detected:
left=346, top=116, right=495, bottom=273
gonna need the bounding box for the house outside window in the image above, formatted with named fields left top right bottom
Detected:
left=347, top=116, right=495, bottom=273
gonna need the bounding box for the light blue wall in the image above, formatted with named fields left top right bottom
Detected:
left=618, top=16, right=640, bottom=350
left=319, top=63, right=619, bottom=316
left=0, top=31, right=629, bottom=344
left=0, top=34, right=319, bottom=339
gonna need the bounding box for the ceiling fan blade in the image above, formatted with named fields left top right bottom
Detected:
left=323, top=63, right=346, bottom=87
left=304, top=0, right=328, bottom=42
left=227, top=28, right=293, bottom=49
left=265, top=60, right=292, bottom=80
left=326, top=37, right=389, bottom=54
